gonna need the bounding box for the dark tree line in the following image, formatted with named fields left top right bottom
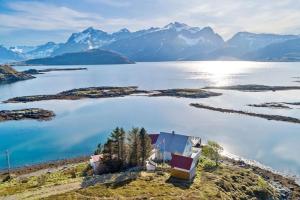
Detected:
left=94, top=127, right=152, bottom=174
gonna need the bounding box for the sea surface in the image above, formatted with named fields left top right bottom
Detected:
left=0, top=61, right=299, bottom=179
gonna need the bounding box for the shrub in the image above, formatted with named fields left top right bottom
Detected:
left=257, top=176, right=268, bottom=191
left=37, top=174, right=47, bottom=186
left=2, top=174, right=12, bottom=182
left=199, top=157, right=217, bottom=170
left=70, top=169, right=77, bottom=178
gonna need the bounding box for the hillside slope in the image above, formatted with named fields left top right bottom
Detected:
left=244, top=38, right=300, bottom=61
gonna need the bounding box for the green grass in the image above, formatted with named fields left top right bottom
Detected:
left=0, top=162, right=88, bottom=196
left=42, top=158, right=278, bottom=200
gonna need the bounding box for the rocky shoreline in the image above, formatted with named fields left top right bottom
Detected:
left=204, top=84, right=300, bottom=92
left=223, top=157, right=300, bottom=199
left=3, top=87, right=222, bottom=103
left=23, top=67, right=87, bottom=75
left=190, top=103, right=300, bottom=124
left=0, top=65, right=34, bottom=84
left=0, top=108, right=55, bottom=122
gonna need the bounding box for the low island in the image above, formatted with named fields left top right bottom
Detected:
left=204, top=84, right=300, bottom=92
left=190, top=103, right=300, bottom=124
left=0, top=108, right=55, bottom=122
left=23, top=67, right=87, bottom=75
left=3, top=87, right=222, bottom=103
left=248, top=102, right=292, bottom=109
left=150, top=88, right=222, bottom=98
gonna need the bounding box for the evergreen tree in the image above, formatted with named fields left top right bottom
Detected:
left=119, top=128, right=126, bottom=164
left=110, top=127, right=121, bottom=160
left=94, top=143, right=103, bottom=155
left=128, top=127, right=141, bottom=166
left=139, top=128, right=152, bottom=165
left=103, top=139, right=114, bottom=162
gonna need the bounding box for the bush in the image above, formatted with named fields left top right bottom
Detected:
left=37, top=174, right=47, bottom=186
left=19, top=177, right=29, bottom=183
left=82, top=164, right=93, bottom=177
left=2, top=174, right=12, bottom=182
left=70, top=169, right=77, bottom=178
left=199, top=157, right=217, bottom=170
left=257, top=176, right=268, bottom=191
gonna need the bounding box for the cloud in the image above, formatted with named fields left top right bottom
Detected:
left=0, top=1, right=99, bottom=31
left=85, top=0, right=131, bottom=7
left=0, top=1, right=131, bottom=32
left=1, top=0, right=300, bottom=45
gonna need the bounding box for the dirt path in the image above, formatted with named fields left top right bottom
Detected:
left=1, top=171, right=139, bottom=200
left=1, top=178, right=82, bottom=200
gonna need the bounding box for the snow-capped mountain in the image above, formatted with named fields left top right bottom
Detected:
left=0, top=45, right=24, bottom=64
left=102, top=22, right=225, bottom=61
left=52, top=22, right=224, bottom=61
left=9, top=46, right=36, bottom=54
left=52, top=27, right=133, bottom=56
left=227, top=32, right=300, bottom=52
left=3, top=22, right=300, bottom=63
left=207, top=32, right=300, bottom=60
left=25, top=42, right=61, bottom=59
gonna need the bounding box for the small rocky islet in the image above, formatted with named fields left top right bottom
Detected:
left=0, top=108, right=55, bottom=122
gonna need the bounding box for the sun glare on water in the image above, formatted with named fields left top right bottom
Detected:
left=183, top=61, right=269, bottom=86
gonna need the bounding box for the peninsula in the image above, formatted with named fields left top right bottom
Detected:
left=23, top=67, right=87, bottom=75
left=0, top=65, right=34, bottom=84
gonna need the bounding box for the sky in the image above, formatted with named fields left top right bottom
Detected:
left=0, top=0, right=300, bottom=47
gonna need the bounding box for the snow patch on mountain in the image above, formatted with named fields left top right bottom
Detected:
left=178, top=34, right=208, bottom=46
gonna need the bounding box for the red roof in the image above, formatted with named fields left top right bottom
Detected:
left=170, top=153, right=193, bottom=170
left=148, top=134, right=159, bottom=145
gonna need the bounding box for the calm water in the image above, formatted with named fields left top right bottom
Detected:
left=0, top=61, right=299, bottom=178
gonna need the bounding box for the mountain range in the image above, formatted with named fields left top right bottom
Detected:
left=1, top=22, right=300, bottom=64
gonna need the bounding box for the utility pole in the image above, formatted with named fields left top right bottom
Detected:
left=163, top=139, right=165, bottom=166
left=5, top=150, right=11, bottom=176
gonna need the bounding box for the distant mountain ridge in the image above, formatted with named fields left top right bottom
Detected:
left=2, top=22, right=300, bottom=63
left=19, top=49, right=134, bottom=65
left=244, top=38, right=300, bottom=61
